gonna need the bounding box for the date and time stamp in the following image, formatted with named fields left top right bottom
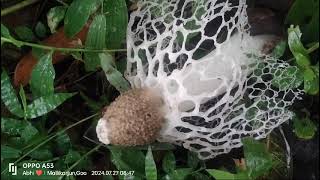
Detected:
left=91, top=170, right=135, bottom=176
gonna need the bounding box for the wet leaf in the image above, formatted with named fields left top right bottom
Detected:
left=162, top=151, right=175, bottom=174
left=64, top=0, right=102, bottom=37
left=25, top=93, right=75, bottom=119
left=47, top=6, right=67, bottom=33
left=84, top=14, right=106, bottom=71
left=20, top=123, right=39, bottom=142
left=1, top=70, right=23, bottom=117
left=304, top=67, right=319, bottom=95
left=271, top=66, right=303, bottom=90
left=287, top=26, right=309, bottom=59
left=206, top=169, right=249, bottom=180
left=103, top=0, right=128, bottom=49
left=242, top=137, right=273, bottom=179
left=30, top=52, right=55, bottom=97
left=293, top=116, right=317, bottom=140
left=1, top=145, right=21, bottom=159
left=1, top=117, right=28, bottom=136
left=35, top=22, right=47, bottom=38
left=14, top=26, right=36, bottom=42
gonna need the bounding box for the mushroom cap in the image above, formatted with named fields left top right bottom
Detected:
left=97, top=88, right=164, bottom=146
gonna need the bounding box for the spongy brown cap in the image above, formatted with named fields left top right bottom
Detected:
left=102, top=88, right=164, bottom=146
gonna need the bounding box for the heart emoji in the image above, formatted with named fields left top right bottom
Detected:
left=36, top=170, right=43, bottom=176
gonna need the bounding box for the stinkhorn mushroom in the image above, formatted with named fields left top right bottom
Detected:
left=96, top=0, right=302, bottom=159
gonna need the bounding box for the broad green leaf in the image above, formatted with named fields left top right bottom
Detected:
left=1, top=70, right=23, bottom=117
left=100, top=53, right=130, bottom=93
left=287, top=26, right=309, bottom=59
left=1, top=145, right=21, bottom=159
left=29, top=148, right=53, bottom=160
left=35, top=22, right=47, bottom=38
left=20, top=123, right=39, bottom=142
left=304, top=68, right=319, bottom=95
left=1, top=24, right=13, bottom=39
left=271, top=40, right=286, bottom=58
left=14, top=26, right=36, bottom=42
left=145, top=147, right=157, bottom=180
left=242, top=137, right=273, bottom=179
left=162, top=151, right=175, bottom=174
left=103, top=0, right=128, bottom=49
left=55, top=132, right=71, bottom=154
left=64, top=0, right=102, bottom=37
left=1, top=117, right=28, bottom=135
left=30, top=52, right=55, bottom=97
left=47, top=6, right=67, bottom=33
left=206, top=169, right=236, bottom=180
left=293, top=116, right=317, bottom=140
left=189, top=172, right=211, bottom=180
left=271, top=66, right=303, bottom=90
left=187, top=151, right=199, bottom=169
left=109, top=147, right=145, bottom=178
left=26, top=93, right=75, bottom=119
left=84, top=14, right=107, bottom=71
left=65, top=150, right=81, bottom=164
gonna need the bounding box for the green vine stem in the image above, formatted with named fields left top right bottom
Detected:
left=1, top=113, right=99, bottom=175
left=1, top=0, right=41, bottom=16
left=1, top=37, right=127, bottom=53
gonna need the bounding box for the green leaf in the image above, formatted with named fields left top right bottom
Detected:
left=109, top=147, right=145, bottom=178
left=84, top=14, right=107, bottom=71
left=103, top=0, right=128, bottom=49
left=47, top=6, right=67, bottom=33
left=166, top=168, right=193, bottom=180
left=64, top=0, right=102, bottom=37
left=295, top=53, right=311, bottom=69
left=145, top=147, right=157, bottom=180
left=1, top=70, right=23, bottom=117
left=1, top=145, right=21, bottom=159
left=100, top=53, right=130, bottom=93
left=271, top=66, right=303, bottom=90
left=288, top=26, right=309, bottom=59
left=271, top=40, right=286, bottom=58
left=206, top=169, right=236, bottom=180
left=30, top=52, right=55, bottom=97
left=162, top=151, right=175, bottom=174
left=1, top=117, right=28, bottom=135
left=55, top=132, right=71, bottom=154
left=65, top=150, right=81, bottom=164
left=26, top=93, right=75, bottom=119
left=20, top=123, right=39, bottom=142
left=293, top=116, right=317, bottom=140
left=187, top=151, right=199, bottom=169
left=285, top=0, right=314, bottom=25
left=35, top=22, right=47, bottom=38
left=242, top=137, right=274, bottom=179
left=29, top=148, right=53, bottom=160
left=14, top=26, right=36, bottom=42
left=1, top=24, right=13, bottom=39
left=304, top=67, right=319, bottom=95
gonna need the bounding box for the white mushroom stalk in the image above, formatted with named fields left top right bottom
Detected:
left=97, top=0, right=303, bottom=159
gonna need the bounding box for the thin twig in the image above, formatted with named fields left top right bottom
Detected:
left=1, top=0, right=41, bottom=16
left=1, top=37, right=127, bottom=53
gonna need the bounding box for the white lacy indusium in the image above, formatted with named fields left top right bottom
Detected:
left=124, top=0, right=303, bottom=159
